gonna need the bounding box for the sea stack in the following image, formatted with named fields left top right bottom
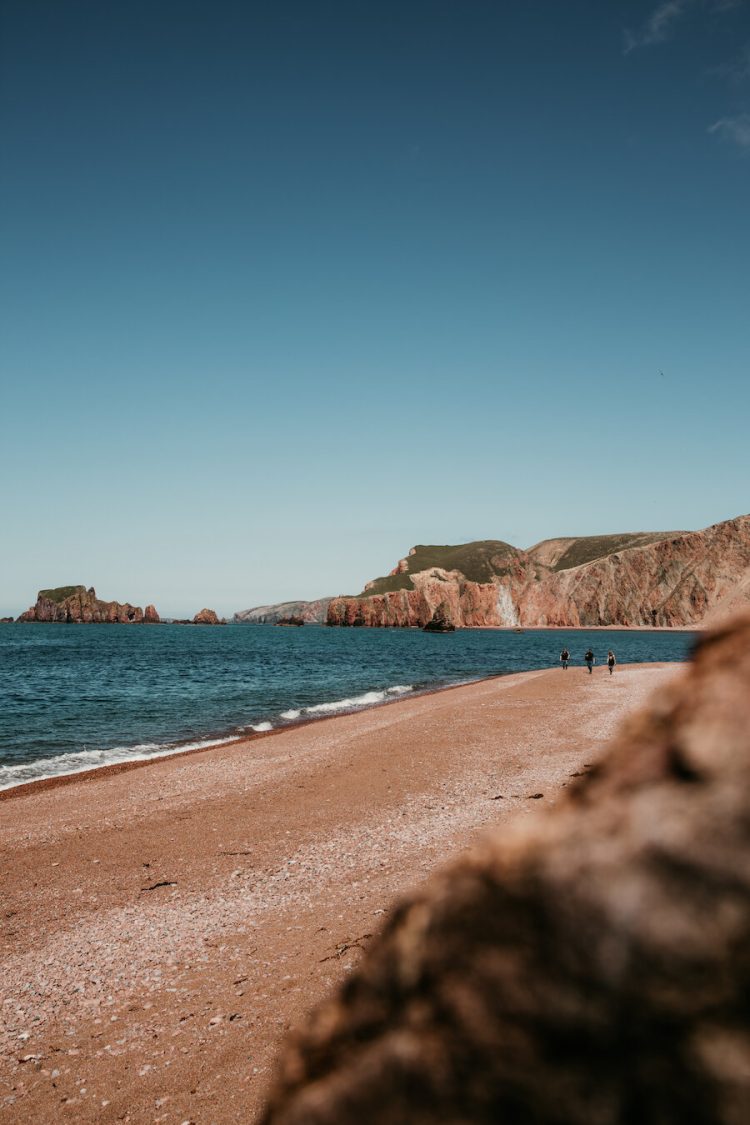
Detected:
left=193, top=608, right=222, bottom=625
left=423, top=600, right=456, bottom=632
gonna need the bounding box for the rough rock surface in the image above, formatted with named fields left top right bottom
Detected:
left=327, top=514, right=750, bottom=628
left=262, top=612, right=750, bottom=1125
left=193, top=608, right=221, bottom=625
left=143, top=604, right=160, bottom=623
left=423, top=600, right=456, bottom=632
left=234, top=598, right=332, bottom=625
left=18, top=586, right=145, bottom=623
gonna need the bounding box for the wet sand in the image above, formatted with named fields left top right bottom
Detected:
left=0, top=662, right=682, bottom=1123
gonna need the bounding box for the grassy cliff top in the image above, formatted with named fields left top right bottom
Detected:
left=359, top=541, right=520, bottom=596
left=528, top=532, right=679, bottom=572
left=38, top=586, right=87, bottom=603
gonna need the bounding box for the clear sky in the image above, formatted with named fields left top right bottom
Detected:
left=2, top=0, right=749, bottom=617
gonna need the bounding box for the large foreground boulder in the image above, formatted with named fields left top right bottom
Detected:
left=262, top=614, right=750, bottom=1124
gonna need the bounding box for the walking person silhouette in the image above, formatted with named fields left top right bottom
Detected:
left=584, top=648, right=595, bottom=674
left=607, top=650, right=616, bottom=675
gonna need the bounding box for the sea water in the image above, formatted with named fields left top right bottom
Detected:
left=0, top=623, right=695, bottom=790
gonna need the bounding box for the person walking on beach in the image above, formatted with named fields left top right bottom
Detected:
left=560, top=647, right=570, bottom=670
left=607, top=650, right=616, bottom=675
left=584, top=648, right=595, bottom=674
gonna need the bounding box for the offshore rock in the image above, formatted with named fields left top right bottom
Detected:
left=18, top=586, right=145, bottom=623
left=144, top=604, right=160, bottom=624
left=423, top=600, right=456, bottom=632
left=193, top=608, right=221, bottom=625
left=327, top=514, right=750, bottom=629
left=262, top=612, right=750, bottom=1125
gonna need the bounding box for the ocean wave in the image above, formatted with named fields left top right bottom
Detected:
left=0, top=736, right=240, bottom=792
left=303, top=684, right=414, bottom=716
left=0, top=684, right=415, bottom=792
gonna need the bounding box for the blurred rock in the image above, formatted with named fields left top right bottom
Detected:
left=262, top=613, right=750, bottom=1124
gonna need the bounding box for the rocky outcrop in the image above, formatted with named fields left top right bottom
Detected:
left=423, top=600, right=456, bottom=632
left=193, top=608, right=221, bottom=625
left=144, top=604, right=160, bottom=624
left=234, top=599, right=332, bottom=625
left=277, top=616, right=304, bottom=627
left=18, top=586, right=148, bottom=623
left=262, top=612, right=750, bottom=1125
left=327, top=514, right=750, bottom=629
left=0, top=617, right=13, bottom=624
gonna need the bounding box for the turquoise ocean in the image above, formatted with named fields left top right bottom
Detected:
left=0, top=623, right=695, bottom=791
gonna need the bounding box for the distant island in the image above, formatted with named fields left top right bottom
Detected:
left=15, top=587, right=224, bottom=625
left=17, top=586, right=158, bottom=624
left=325, top=514, right=750, bottom=630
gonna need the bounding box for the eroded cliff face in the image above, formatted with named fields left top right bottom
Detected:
left=327, top=577, right=511, bottom=628
left=327, top=515, right=750, bottom=629
left=18, top=586, right=147, bottom=623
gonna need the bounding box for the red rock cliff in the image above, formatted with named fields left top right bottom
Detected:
left=327, top=515, right=750, bottom=629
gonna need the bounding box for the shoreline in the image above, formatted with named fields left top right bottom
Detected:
left=0, top=662, right=684, bottom=1124
left=0, top=653, right=689, bottom=801
left=0, top=672, right=514, bottom=802
left=473, top=624, right=701, bottom=632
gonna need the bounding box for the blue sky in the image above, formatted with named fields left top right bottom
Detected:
left=2, top=0, right=749, bottom=617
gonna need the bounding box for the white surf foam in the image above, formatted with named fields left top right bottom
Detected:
left=303, top=684, right=414, bottom=716
left=0, top=685, right=415, bottom=792
left=0, top=736, right=240, bottom=792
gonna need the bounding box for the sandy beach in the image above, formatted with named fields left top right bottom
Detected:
left=0, top=663, right=681, bottom=1123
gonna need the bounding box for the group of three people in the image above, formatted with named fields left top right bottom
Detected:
left=559, top=647, right=616, bottom=674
